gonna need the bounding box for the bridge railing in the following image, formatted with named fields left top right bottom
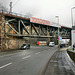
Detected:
left=0, top=10, right=30, bottom=18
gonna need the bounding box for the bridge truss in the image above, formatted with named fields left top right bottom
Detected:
left=0, top=10, right=71, bottom=49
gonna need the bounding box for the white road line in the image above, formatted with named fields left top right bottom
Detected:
left=0, top=51, right=26, bottom=58
left=22, top=55, right=30, bottom=59
left=35, top=52, right=40, bottom=54
left=0, top=62, right=12, bottom=69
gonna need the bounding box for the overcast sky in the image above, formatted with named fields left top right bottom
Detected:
left=0, top=0, right=75, bottom=27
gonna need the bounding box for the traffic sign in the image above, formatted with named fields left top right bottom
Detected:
left=59, top=37, right=62, bottom=40
left=59, top=25, right=61, bottom=28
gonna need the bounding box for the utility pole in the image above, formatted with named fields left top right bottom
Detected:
left=71, top=7, right=75, bottom=26
left=71, top=7, right=75, bottom=49
left=9, top=2, right=12, bottom=14
left=55, top=16, right=60, bottom=51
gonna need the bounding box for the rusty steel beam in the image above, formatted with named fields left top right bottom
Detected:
left=30, top=23, right=32, bottom=35
left=18, top=20, right=20, bottom=34
left=7, top=19, right=15, bottom=22
left=21, top=20, right=29, bottom=35
left=6, top=33, right=55, bottom=38
left=7, top=23, right=19, bottom=34
left=40, top=26, right=45, bottom=35
left=32, top=24, right=39, bottom=35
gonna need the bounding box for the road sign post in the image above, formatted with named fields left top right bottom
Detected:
left=55, top=16, right=60, bottom=51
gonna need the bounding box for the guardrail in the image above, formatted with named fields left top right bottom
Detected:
left=67, top=50, right=75, bottom=62
left=0, top=10, right=30, bottom=18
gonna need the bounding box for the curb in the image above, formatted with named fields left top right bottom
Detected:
left=39, top=50, right=58, bottom=75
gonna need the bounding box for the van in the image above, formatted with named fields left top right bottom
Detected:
left=49, top=42, right=55, bottom=47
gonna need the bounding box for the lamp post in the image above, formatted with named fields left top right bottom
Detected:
left=9, top=2, right=12, bottom=14
left=71, top=7, right=75, bottom=26
left=55, top=16, right=60, bottom=50
left=71, top=7, right=75, bottom=49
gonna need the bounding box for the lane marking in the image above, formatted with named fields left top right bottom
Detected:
left=0, top=51, right=26, bottom=58
left=0, top=62, right=12, bottom=69
left=22, top=55, right=30, bottom=59
left=35, top=52, right=40, bottom=54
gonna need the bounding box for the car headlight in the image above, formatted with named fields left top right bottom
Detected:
left=23, top=46, right=26, bottom=48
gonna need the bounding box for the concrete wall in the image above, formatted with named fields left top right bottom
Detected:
left=1, top=38, right=26, bottom=50
left=1, top=37, right=50, bottom=50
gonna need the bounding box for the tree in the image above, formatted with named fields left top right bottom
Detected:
left=0, top=3, right=8, bottom=12
left=25, top=13, right=33, bottom=18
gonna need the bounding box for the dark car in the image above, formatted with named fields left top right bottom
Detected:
left=73, top=43, right=75, bottom=50
left=60, top=44, right=65, bottom=48
left=20, top=44, right=30, bottom=50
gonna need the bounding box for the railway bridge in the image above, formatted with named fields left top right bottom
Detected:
left=0, top=10, right=71, bottom=50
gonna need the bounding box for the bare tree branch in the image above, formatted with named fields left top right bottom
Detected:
left=25, top=13, right=33, bottom=18
left=0, top=3, right=8, bottom=11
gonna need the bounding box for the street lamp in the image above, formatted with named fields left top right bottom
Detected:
left=9, top=2, right=12, bottom=14
left=71, top=7, right=75, bottom=49
left=55, top=16, right=60, bottom=50
left=71, top=7, right=75, bottom=26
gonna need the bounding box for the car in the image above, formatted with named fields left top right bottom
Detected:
left=20, top=44, right=30, bottom=50
left=60, top=44, right=65, bottom=48
left=49, top=42, right=55, bottom=47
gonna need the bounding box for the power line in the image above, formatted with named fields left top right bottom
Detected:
left=12, top=0, right=20, bottom=7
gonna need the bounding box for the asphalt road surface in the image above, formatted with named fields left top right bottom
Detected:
left=0, top=46, right=58, bottom=75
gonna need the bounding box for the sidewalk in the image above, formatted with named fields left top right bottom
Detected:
left=44, top=48, right=75, bottom=75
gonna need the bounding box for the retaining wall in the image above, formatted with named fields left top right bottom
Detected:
left=67, top=50, right=75, bottom=62
left=0, top=37, right=50, bottom=51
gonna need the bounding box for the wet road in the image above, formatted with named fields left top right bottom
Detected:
left=45, top=50, right=75, bottom=75
left=0, top=46, right=57, bottom=75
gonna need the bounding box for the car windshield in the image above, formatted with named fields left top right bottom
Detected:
left=21, top=44, right=26, bottom=47
left=50, top=42, right=54, bottom=44
left=52, top=43, right=54, bottom=44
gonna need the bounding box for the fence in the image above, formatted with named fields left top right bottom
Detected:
left=0, top=10, right=30, bottom=18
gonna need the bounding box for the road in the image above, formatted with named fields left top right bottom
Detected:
left=0, top=46, right=58, bottom=75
